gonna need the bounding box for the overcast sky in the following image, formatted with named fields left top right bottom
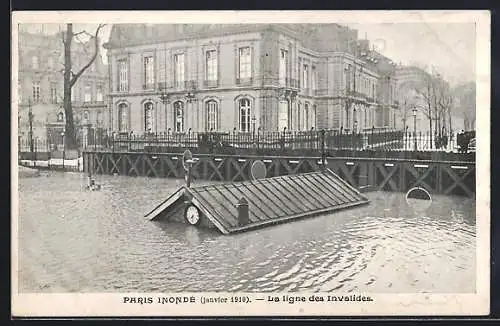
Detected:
left=345, top=23, right=476, bottom=87
left=24, top=22, right=476, bottom=87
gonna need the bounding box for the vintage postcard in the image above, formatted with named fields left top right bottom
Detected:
left=11, top=10, right=490, bottom=317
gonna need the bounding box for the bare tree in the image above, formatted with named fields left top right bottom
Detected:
left=62, top=23, right=105, bottom=150
left=414, top=74, right=435, bottom=148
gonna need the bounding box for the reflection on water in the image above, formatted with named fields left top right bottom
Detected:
left=17, top=171, right=476, bottom=293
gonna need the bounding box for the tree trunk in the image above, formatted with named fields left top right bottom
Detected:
left=63, top=23, right=77, bottom=149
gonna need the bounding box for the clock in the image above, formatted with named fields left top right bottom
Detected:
left=184, top=204, right=201, bottom=225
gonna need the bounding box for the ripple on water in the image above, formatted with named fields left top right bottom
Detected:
left=18, top=172, right=476, bottom=293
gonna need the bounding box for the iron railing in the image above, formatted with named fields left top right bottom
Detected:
left=19, top=129, right=476, bottom=158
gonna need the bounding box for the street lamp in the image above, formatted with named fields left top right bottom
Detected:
left=412, top=107, right=418, bottom=151
left=61, top=131, right=65, bottom=169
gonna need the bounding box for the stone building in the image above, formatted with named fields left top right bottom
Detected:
left=103, top=24, right=400, bottom=134
left=17, top=24, right=108, bottom=147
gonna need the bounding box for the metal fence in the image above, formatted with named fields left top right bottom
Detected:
left=18, top=129, right=475, bottom=157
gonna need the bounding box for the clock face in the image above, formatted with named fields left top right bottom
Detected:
left=185, top=205, right=200, bottom=225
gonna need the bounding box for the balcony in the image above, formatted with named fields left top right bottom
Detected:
left=203, top=79, right=219, bottom=88
left=278, top=78, right=299, bottom=89
left=157, top=80, right=198, bottom=92
left=77, top=100, right=106, bottom=107
left=142, top=83, right=156, bottom=91
left=236, top=77, right=253, bottom=86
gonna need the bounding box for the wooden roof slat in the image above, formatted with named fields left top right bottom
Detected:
left=224, top=183, right=274, bottom=221
left=248, top=180, right=296, bottom=217
left=259, top=179, right=305, bottom=214
left=295, top=174, right=342, bottom=207
left=192, top=188, right=239, bottom=227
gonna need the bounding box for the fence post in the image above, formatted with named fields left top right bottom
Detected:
left=321, top=129, right=326, bottom=169
left=128, top=131, right=132, bottom=152
left=34, top=137, right=37, bottom=168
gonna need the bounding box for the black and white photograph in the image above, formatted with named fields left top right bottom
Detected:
left=11, top=11, right=490, bottom=317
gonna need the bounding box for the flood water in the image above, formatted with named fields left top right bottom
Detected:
left=17, top=171, right=476, bottom=293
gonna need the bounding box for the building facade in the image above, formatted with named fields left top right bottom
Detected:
left=104, top=24, right=400, bottom=134
left=17, top=25, right=108, bottom=146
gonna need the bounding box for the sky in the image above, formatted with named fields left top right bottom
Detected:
left=22, top=22, right=476, bottom=87
left=344, top=23, right=476, bottom=87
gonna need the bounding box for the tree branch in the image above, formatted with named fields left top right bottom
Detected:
left=69, top=24, right=105, bottom=87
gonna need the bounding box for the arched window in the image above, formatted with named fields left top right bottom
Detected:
left=297, top=103, right=301, bottom=131
left=83, top=111, right=90, bottom=123
left=57, top=112, right=64, bottom=122
left=174, top=101, right=184, bottom=132
left=206, top=100, right=218, bottom=131
left=96, top=111, right=103, bottom=126
left=304, top=103, right=309, bottom=131
left=118, top=103, right=128, bottom=132
left=312, top=105, right=317, bottom=129
left=278, top=100, right=289, bottom=131
left=144, top=102, right=154, bottom=132
left=239, top=98, right=251, bottom=132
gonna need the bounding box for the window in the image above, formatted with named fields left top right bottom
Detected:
left=372, top=83, right=375, bottom=99
left=143, top=55, right=155, bottom=89
left=57, top=112, right=64, bottom=122
left=32, top=81, right=40, bottom=102
left=174, top=53, right=185, bottom=88
left=47, top=57, right=54, bottom=69
left=174, top=101, right=184, bottom=132
left=206, top=100, right=218, bottom=131
left=96, top=85, right=103, bottom=102
left=117, top=59, right=128, bottom=92
left=84, top=85, right=92, bottom=102
left=279, top=49, right=288, bottom=86
left=304, top=103, right=309, bottom=131
left=32, top=56, right=39, bottom=69
left=312, top=105, right=317, bottom=129
left=96, top=111, right=103, bottom=126
left=312, top=66, right=317, bottom=91
left=144, top=102, right=154, bottom=132
left=278, top=100, right=289, bottom=131
left=50, top=83, right=58, bottom=104
left=303, top=64, right=309, bottom=90
left=297, top=104, right=301, bottom=130
left=83, top=111, right=90, bottom=123
left=298, top=63, right=302, bottom=88
left=239, top=98, right=251, bottom=132
left=118, top=103, right=128, bottom=132
left=238, top=47, right=251, bottom=80
left=206, top=50, right=218, bottom=82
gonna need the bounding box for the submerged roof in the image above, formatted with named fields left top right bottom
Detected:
left=146, top=169, right=370, bottom=234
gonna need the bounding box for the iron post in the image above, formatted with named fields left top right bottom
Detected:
left=413, top=107, right=418, bottom=151
left=320, top=129, right=326, bottom=169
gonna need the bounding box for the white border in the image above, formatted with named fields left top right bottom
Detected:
left=11, top=10, right=490, bottom=317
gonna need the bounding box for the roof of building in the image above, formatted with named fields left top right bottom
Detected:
left=103, top=23, right=359, bottom=52
left=146, top=168, right=370, bottom=234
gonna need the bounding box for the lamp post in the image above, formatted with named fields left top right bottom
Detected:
left=61, top=131, right=65, bottom=169
left=412, top=107, right=417, bottom=151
